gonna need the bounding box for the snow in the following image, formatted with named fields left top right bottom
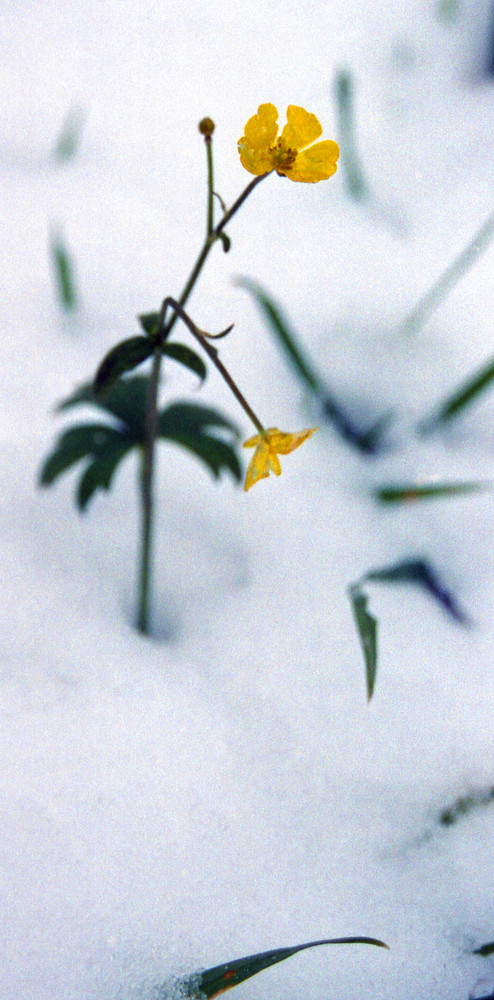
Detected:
left=2, top=1, right=494, bottom=998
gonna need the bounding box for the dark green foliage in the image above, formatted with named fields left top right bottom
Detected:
left=161, top=342, right=207, bottom=383
left=138, top=311, right=160, bottom=337
left=173, top=937, right=388, bottom=1000
left=50, top=233, right=77, bottom=310
left=40, top=377, right=241, bottom=510
left=350, top=558, right=469, bottom=699
left=473, top=941, right=494, bottom=957
left=94, top=337, right=155, bottom=396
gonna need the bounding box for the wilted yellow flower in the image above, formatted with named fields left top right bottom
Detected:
left=238, top=104, right=339, bottom=183
left=243, top=426, right=317, bottom=491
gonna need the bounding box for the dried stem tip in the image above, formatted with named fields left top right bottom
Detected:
left=199, top=117, right=215, bottom=137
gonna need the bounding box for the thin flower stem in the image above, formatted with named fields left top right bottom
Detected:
left=138, top=161, right=269, bottom=635
left=161, top=298, right=265, bottom=433
left=205, top=136, right=214, bottom=237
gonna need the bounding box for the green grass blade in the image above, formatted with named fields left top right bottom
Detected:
left=419, top=355, right=494, bottom=430
left=334, top=69, right=369, bottom=201
left=348, top=584, right=378, bottom=701
left=50, top=232, right=77, bottom=311
left=178, top=937, right=388, bottom=999
left=363, top=558, right=470, bottom=624
left=51, top=106, right=85, bottom=163
left=376, top=480, right=494, bottom=503
left=398, top=209, right=494, bottom=336
left=235, top=278, right=321, bottom=392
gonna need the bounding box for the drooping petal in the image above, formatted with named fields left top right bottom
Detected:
left=264, top=427, right=318, bottom=454
left=280, top=105, right=322, bottom=151
left=285, top=140, right=339, bottom=182
left=243, top=426, right=317, bottom=490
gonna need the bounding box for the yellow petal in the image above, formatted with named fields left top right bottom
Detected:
left=286, top=140, right=339, bottom=182
left=280, top=105, right=322, bottom=151
left=237, top=140, right=275, bottom=176
left=265, top=427, right=318, bottom=454
left=243, top=103, right=279, bottom=150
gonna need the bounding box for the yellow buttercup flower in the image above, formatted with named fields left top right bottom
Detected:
left=243, top=426, right=317, bottom=491
left=238, top=104, right=339, bottom=183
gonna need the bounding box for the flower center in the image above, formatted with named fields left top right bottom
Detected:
left=270, top=139, right=297, bottom=172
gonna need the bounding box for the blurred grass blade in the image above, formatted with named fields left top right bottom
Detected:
left=348, top=584, right=377, bottom=701
left=376, top=480, right=494, bottom=503
left=438, top=786, right=494, bottom=828
left=473, top=941, right=494, bottom=957
left=178, top=936, right=388, bottom=999
left=364, top=558, right=470, bottom=624
left=398, top=209, right=494, bottom=336
left=334, top=69, right=369, bottom=201
left=436, top=0, right=460, bottom=20
left=236, top=277, right=389, bottom=453
left=50, top=231, right=77, bottom=311
left=350, top=557, right=470, bottom=698
left=52, top=106, right=85, bottom=163
left=419, top=355, right=494, bottom=431
left=236, top=277, right=321, bottom=392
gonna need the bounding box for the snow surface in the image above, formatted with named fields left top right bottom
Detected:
left=2, top=1, right=494, bottom=998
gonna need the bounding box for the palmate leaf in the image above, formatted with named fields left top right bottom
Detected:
left=76, top=438, right=133, bottom=510
left=39, top=423, right=129, bottom=486
left=173, top=936, right=388, bottom=1000
left=58, top=378, right=148, bottom=439
left=349, top=558, right=470, bottom=699
left=158, top=402, right=241, bottom=481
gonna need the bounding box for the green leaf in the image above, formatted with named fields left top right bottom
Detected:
left=50, top=232, right=77, bottom=310
left=58, top=377, right=149, bottom=440
left=162, top=342, right=207, bottom=383
left=376, top=480, right=494, bottom=503
left=363, top=558, right=470, bottom=624
left=219, top=231, right=231, bottom=253
left=51, top=106, right=85, bottom=163
left=420, top=355, right=494, bottom=431
left=177, top=937, right=388, bottom=1000
left=158, top=402, right=241, bottom=481
left=138, top=311, right=160, bottom=337
left=76, top=439, right=132, bottom=510
left=39, top=423, right=127, bottom=486
left=94, top=337, right=155, bottom=396
left=236, top=278, right=321, bottom=392
left=348, top=584, right=378, bottom=701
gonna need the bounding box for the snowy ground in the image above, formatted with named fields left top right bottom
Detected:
left=2, top=2, right=494, bottom=998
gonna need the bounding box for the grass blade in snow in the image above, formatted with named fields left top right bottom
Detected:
left=236, top=278, right=389, bottom=453
left=419, top=355, right=494, bottom=432
left=376, top=480, right=494, bottom=503
left=176, top=936, right=388, bottom=999
left=350, top=558, right=470, bottom=699
left=398, top=209, right=494, bottom=337
left=50, top=232, right=77, bottom=311
left=51, top=106, right=85, bottom=163
left=334, top=69, right=369, bottom=201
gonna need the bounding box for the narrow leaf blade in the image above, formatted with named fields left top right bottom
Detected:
left=363, top=558, right=470, bottom=624
left=376, top=480, right=494, bottom=503
left=179, top=937, right=388, bottom=1000
left=349, top=584, right=378, bottom=701
left=50, top=232, right=77, bottom=310
left=420, top=355, right=494, bottom=431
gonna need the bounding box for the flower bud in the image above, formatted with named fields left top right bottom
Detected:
left=198, top=117, right=215, bottom=138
